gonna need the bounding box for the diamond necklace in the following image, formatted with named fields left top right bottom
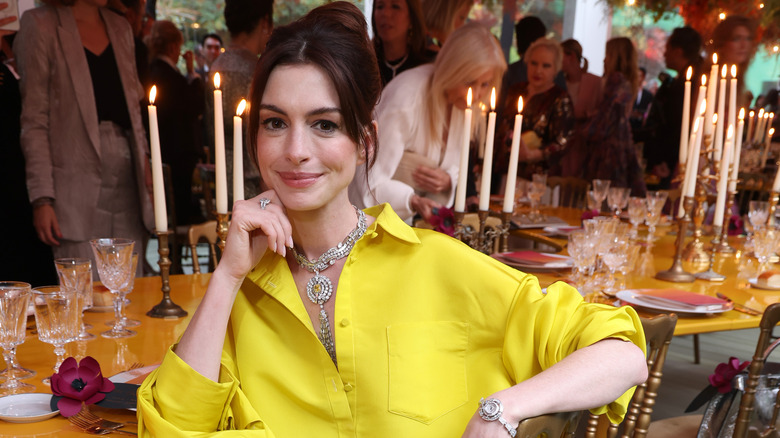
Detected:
left=291, top=206, right=367, bottom=366
left=383, top=52, right=409, bottom=80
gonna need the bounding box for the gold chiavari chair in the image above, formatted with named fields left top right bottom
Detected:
left=736, top=172, right=770, bottom=216
left=547, top=176, right=589, bottom=209
left=734, top=302, right=780, bottom=438
left=515, top=411, right=583, bottom=438
left=187, top=220, right=219, bottom=274
left=586, top=313, right=678, bottom=438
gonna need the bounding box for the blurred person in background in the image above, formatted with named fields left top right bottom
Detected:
left=206, top=0, right=274, bottom=203
left=629, top=67, right=652, bottom=138
left=420, top=0, right=472, bottom=51
left=350, top=22, right=506, bottom=224
left=561, top=38, right=601, bottom=130
left=118, top=0, right=148, bottom=84
left=372, top=0, right=432, bottom=85
left=196, top=32, right=222, bottom=77
left=14, top=0, right=154, bottom=276
left=146, top=20, right=206, bottom=225
left=711, top=15, right=757, bottom=109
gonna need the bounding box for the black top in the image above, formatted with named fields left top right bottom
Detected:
left=85, top=44, right=131, bottom=130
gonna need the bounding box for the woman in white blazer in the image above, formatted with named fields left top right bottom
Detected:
left=14, top=0, right=153, bottom=273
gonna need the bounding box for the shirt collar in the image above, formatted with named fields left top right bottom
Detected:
left=364, top=203, right=421, bottom=245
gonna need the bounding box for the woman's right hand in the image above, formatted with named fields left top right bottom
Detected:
left=410, top=194, right=442, bottom=223
left=216, top=191, right=293, bottom=284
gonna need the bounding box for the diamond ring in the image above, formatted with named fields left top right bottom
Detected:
left=259, top=198, right=271, bottom=210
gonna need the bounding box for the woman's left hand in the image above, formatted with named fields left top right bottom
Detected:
left=412, top=165, right=451, bottom=194
left=518, top=142, right=543, bottom=163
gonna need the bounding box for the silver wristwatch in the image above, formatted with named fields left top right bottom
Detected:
left=478, top=398, right=517, bottom=437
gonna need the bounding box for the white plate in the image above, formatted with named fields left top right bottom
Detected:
left=108, top=365, right=159, bottom=412
left=748, top=278, right=780, bottom=291
left=493, top=252, right=573, bottom=272
left=0, top=393, right=59, bottom=423
left=542, top=225, right=581, bottom=236
left=616, top=290, right=733, bottom=315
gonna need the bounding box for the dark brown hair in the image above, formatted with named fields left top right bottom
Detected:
left=248, top=1, right=381, bottom=170
left=372, top=0, right=427, bottom=63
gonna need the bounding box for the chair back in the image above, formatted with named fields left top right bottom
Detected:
left=547, top=177, right=589, bottom=209
left=187, top=220, right=219, bottom=274
left=734, top=303, right=780, bottom=438
left=198, top=164, right=217, bottom=220
left=516, top=410, right=582, bottom=438
left=162, top=163, right=178, bottom=230
left=586, top=313, right=678, bottom=438
left=736, top=172, right=770, bottom=216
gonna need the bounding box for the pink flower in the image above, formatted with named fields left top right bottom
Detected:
left=708, top=356, right=750, bottom=394
left=429, top=207, right=455, bottom=236
left=51, top=356, right=115, bottom=416
left=581, top=210, right=600, bottom=220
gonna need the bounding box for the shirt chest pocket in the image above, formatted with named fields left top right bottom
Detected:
left=387, top=321, right=469, bottom=424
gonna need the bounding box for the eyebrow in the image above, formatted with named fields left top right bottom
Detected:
left=259, top=103, right=341, bottom=117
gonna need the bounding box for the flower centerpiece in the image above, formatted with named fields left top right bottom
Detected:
left=49, top=356, right=141, bottom=416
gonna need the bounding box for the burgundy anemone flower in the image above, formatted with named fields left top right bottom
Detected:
left=429, top=207, right=455, bottom=236
left=50, top=356, right=115, bottom=416
left=708, top=356, right=750, bottom=394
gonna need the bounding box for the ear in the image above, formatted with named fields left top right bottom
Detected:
left=358, top=120, right=378, bottom=166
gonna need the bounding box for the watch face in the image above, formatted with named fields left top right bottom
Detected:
left=479, top=398, right=503, bottom=421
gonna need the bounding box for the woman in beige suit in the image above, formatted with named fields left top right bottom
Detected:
left=14, top=0, right=153, bottom=274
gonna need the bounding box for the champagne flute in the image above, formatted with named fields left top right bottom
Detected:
left=33, top=286, right=81, bottom=384
left=0, top=282, right=35, bottom=395
left=90, top=238, right=136, bottom=338
left=607, top=187, right=631, bottom=216
left=627, top=197, right=647, bottom=240
left=591, top=179, right=611, bottom=212
left=54, top=258, right=95, bottom=340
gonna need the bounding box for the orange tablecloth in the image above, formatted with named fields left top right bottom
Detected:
left=2, top=274, right=210, bottom=436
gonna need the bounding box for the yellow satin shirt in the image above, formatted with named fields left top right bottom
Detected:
left=137, top=203, right=646, bottom=437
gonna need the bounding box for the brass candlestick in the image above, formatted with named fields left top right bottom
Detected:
left=695, top=226, right=726, bottom=281
left=500, top=211, right=512, bottom=253
left=216, top=212, right=230, bottom=254
left=683, top=136, right=712, bottom=268
left=477, top=210, right=488, bottom=251
left=147, top=231, right=188, bottom=318
left=656, top=196, right=696, bottom=283
left=716, top=192, right=736, bottom=253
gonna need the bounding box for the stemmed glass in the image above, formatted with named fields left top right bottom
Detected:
left=607, top=187, right=631, bottom=216
left=106, top=253, right=141, bottom=328
left=54, top=258, right=95, bottom=341
left=591, top=179, right=611, bottom=213
left=627, top=197, right=647, bottom=240
left=527, top=174, right=547, bottom=222
left=645, top=191, right=669, bottom=242
left=32, top=286, right=81, bottom=384
left=0, top=282, right=35, bottom=395
left=90, top=238, right=136, bottom=338
left=568, top=231, right=597, bottom=293
left=753, top=228, right=780, bottom=274
left=601, top=238, right=629, bottom=296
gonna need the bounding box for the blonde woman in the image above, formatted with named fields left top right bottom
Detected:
left=349, top=22, right=506, bottom=223
left=421, top=0, right=473, bottom=49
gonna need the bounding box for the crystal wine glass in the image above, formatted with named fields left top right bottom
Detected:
left=627, top=197, right=647, bottom=240
left=0, top=282, right=35, bottom=395
left=54, top=258, right=95, bottom=341
left=90, top=238, right=136, bottom=338
left=106, top=253, right=140, bottom=328
left=601, top=238, right=629, bottom=296
left=749, top=201, right=770, bottom=232
left=753, top=228, right=780, bottom=274
left=33, top=285, right=81, bottom=384
left=645, top=191, right=669, bottom=242
left=591, top=179, right=611, bottom=212
left=607, top=187, right=631, bottom=216
left=527, top=174, right=547, bottom=222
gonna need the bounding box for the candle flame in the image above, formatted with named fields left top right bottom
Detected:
left=718, top=12, right=726, bottom=20
left=766, top=113, right=771, bottom=120
left=771, top=112, right=775, bottom=118
left=770, top=128, right=776, bottom=136
left=686, top=67, right=692, bottom=80
left=759, top=108, right=765, bottom=118
left=721, top=64, right=727, bottom=77
left=739, top=108, right=745, bottom=120
left=466, top=87, right=472, bottom=107
left=699, top=98, right=707, bottom=115
left=214, top=72, right=221, bottom=89
left=149, top=85, right=157, bottom=104
left=236, top=99, right=246, bottom=116
left=750, top=110, right=755, bottom=117
left=727, top=124, right=734, bottom=139
left=712, top=113, right=718, bottom=125
left=731, top=65, right=737, bottom=78
left=713, top=53, right=718, bottom=64
left=490, top=87, right=496, bottom=111
left=701, top=74, right=707, bottom=86
left=693, top=117, right=701, bottom=133
left=517, top=96, right=524, bottom=113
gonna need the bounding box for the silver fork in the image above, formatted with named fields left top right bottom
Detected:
left=69, top=415, right=137, bottom=435
left=127, top=362, right=145, bottom=371
left=76, top=409, right=135, bottom=429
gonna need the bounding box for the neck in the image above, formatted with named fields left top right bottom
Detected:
left=383, top=39, right=408, bottom=61
left=231, top=29, right=263, bottom=56
left=565, top=68, right=582, bottom=82
left=71, top=1, right=101, bottom=23
left=288, top=198, right=364, bottom=261
left=528, top=82, right=554, bottom=96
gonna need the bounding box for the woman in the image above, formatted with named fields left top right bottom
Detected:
left=349, top=22, right=506, bottom=224
left=577, top=37, right=647, bottom=196
left=137, top=3, right=647, bottom=436
left=500, top=38, right=574, bottom=177
left=206, top=0, right=274, bottom=202
left=711, top=15, right=756, bottom=109
left=372, top=0, right=432, bottom=85
left=561, top=39, right=602, bottom=128
left=421, top=0, right=472, bottom=50
left=146, top=20, right=205, bottom=225
left=14, top=0, right=153, bottom=276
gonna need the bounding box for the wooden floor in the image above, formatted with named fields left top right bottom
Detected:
left=654, top=328, right=760, bottom=421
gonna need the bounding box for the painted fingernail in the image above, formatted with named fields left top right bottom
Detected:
left=281, top=246, right=286, bottom=257
left=271, top=241, right=277, bottom=253
left=287, top=236, right=294, bottom=248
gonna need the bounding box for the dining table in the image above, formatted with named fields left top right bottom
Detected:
left=2, top=274, right=210, bottom=436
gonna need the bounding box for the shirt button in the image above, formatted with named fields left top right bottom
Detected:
left=344, top=383, right=354, bottom=392
left=340, top=319, right=350, bottom=327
